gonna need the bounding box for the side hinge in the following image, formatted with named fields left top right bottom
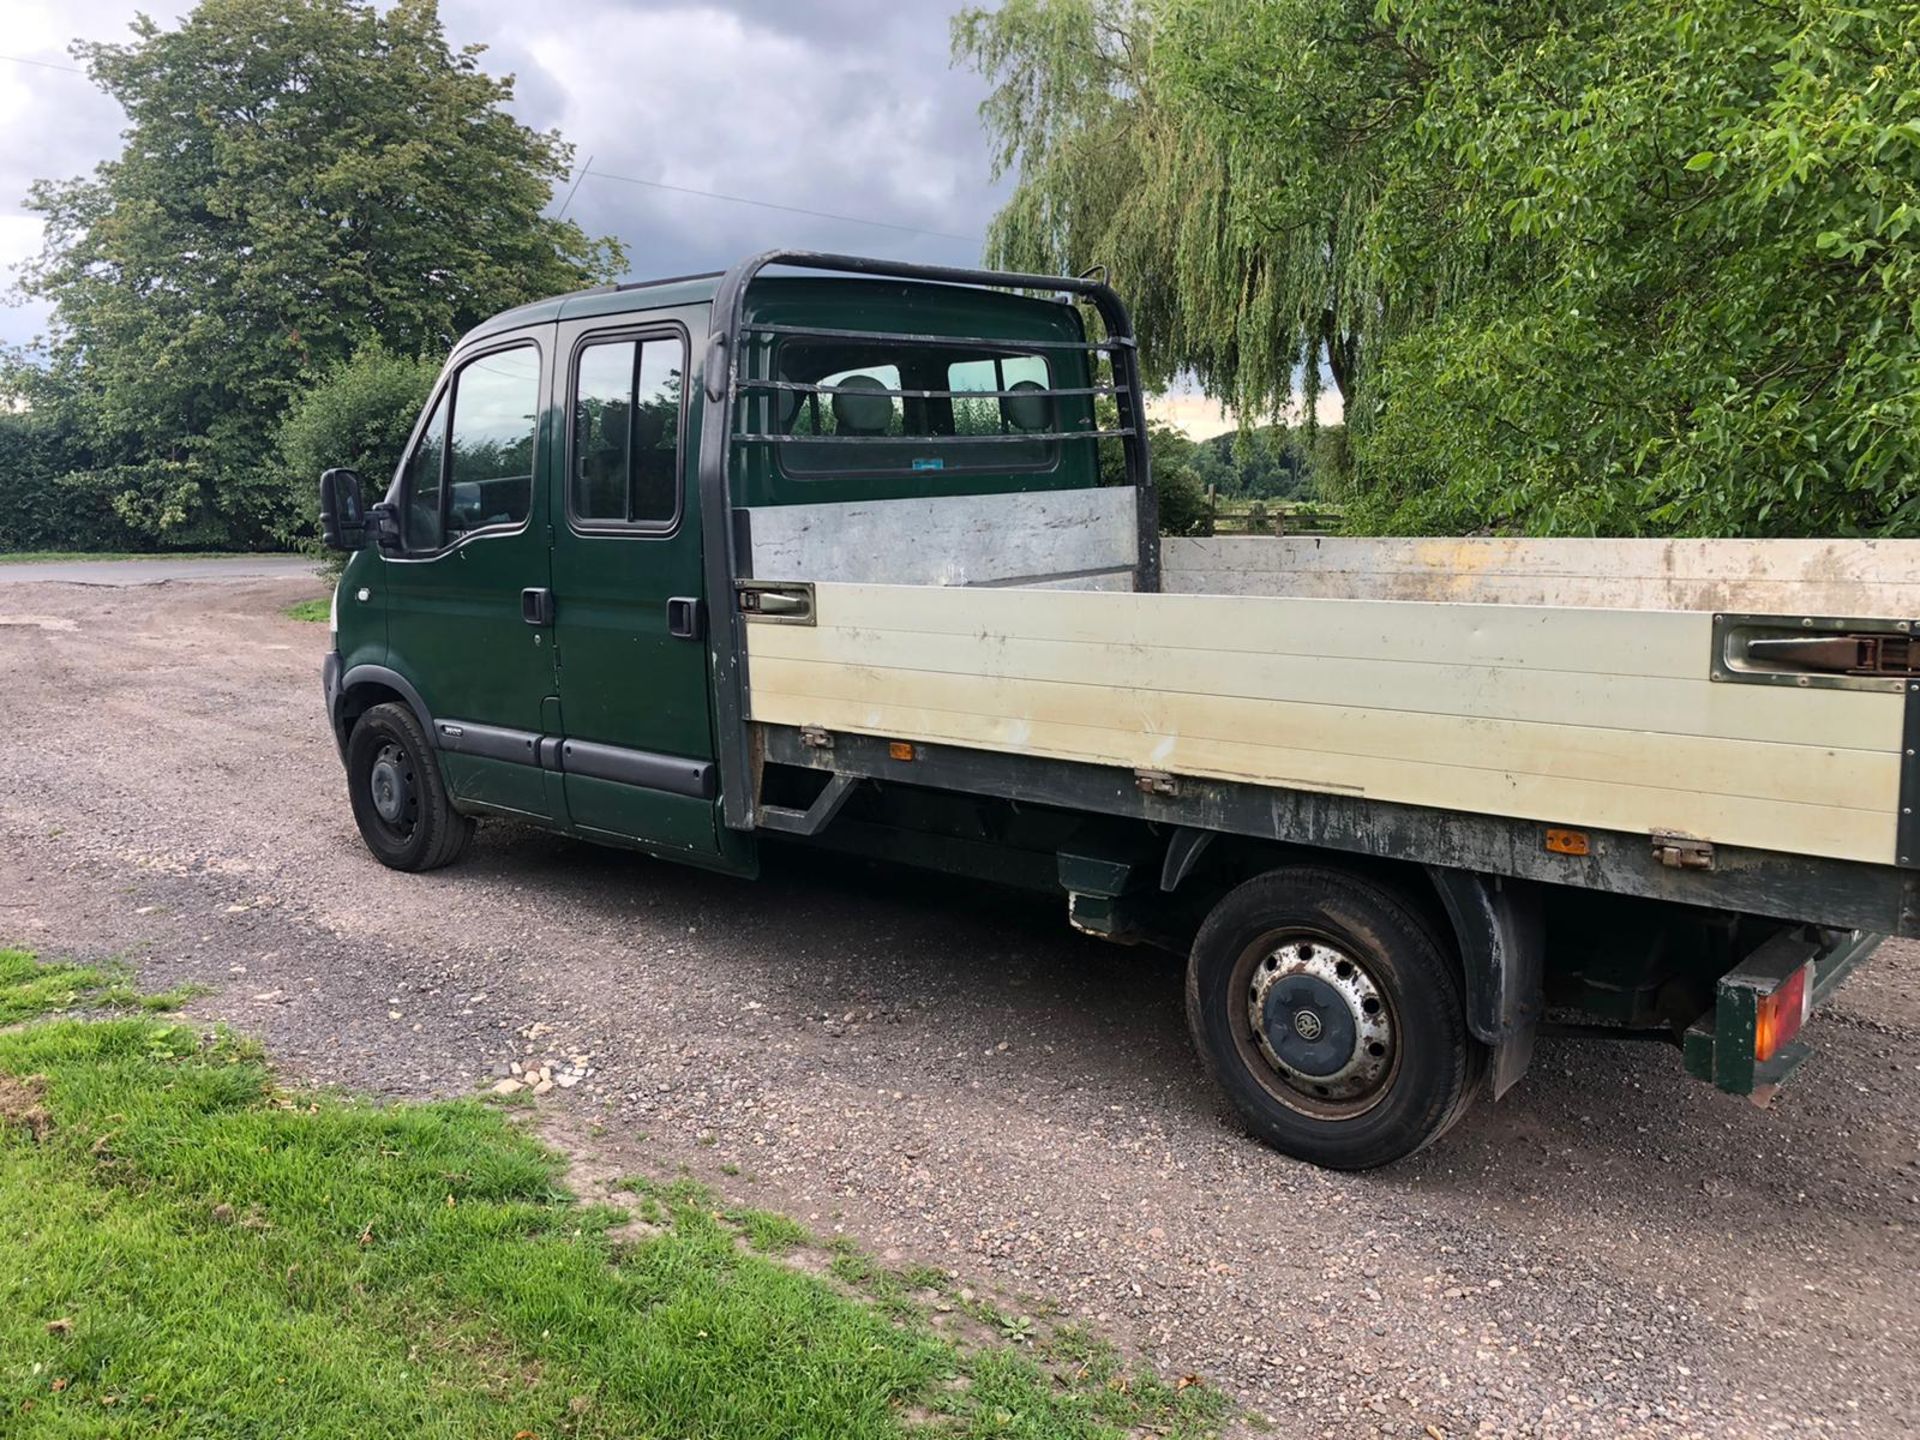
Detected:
left=1134, top=768, right=1179, bottom=797
left=1651, top=833, right=1715, bottom=871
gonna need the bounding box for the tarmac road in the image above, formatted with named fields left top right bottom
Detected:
left=0, top=555, right=317, bottom=586
left=1, top=575, right=1916, bottom=1438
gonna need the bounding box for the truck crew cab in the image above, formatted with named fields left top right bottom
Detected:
left=320, top=252, right=1903, bottom=1170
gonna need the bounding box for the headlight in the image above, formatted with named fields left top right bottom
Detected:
left=329, top=584, right=339, bottom=638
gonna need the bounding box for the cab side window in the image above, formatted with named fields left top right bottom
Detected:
left=447, top=347, right=540, bottom=537
left=401, top=343, right=541, bottom=553
left=571, top=334, right=684, bottom=527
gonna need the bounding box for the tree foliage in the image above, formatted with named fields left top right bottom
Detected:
left=955, top=1, right=1920, bottom=536
left=0, top=408, right=131, bottom=553
left=953, top=0, right=1380, bottom=425
left=11, top=0, right=621, bottom=550
left=275, top=341, right=440, bottom=567
left=1104, top=415, right=1340, bottom=535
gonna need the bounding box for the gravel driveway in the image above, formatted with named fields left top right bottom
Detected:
left=2, top=577, right=1916, bottom=1439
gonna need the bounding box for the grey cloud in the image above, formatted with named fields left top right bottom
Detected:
left=3, top=2, right=1013, bottom=348
left=444, top=1, right=1005, bottom=282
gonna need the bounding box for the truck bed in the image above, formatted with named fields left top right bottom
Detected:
left=745, top=581, right=1900, bottom=865
left=738, top=496, right=1916, bottom=871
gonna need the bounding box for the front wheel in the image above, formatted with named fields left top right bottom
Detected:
left=1185, top=866, right=1483, bottom=1170
left=344, top=701, right=473, bottom=872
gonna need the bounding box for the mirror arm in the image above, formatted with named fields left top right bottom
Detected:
left=367, top=501, right=401, bottom=551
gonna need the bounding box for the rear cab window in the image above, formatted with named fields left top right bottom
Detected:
left=568, top=331, right=686, bottom=529
left=777, top=340, right=1059, bottom=478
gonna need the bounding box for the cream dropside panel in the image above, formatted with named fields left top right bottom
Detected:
left=1163, top=535, right=1920, bottom=615
left=744, top=583, right=1906, bottom=866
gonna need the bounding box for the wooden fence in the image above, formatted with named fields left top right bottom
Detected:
left=1203, top=494, right=1343, bottom=536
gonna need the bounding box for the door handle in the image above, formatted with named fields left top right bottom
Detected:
left=1740, top=634, right=1918, bottom=677
left=736, top=580, right=815, bottom=625
left=667, top=596, right=704, bottom=640
left=521, top=587, right=554, bottom=626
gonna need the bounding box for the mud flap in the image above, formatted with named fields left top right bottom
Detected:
left=1427, top=868, right=1545, bottom=1098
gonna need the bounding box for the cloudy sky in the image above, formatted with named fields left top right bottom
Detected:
left=0, top=1, right=1285, bottom=434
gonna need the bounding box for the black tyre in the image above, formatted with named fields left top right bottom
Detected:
left=344, top=701, right=473, bottom=872
left=1185, top=866, right=1483, bottom=1170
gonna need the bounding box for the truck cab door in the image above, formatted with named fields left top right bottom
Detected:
left=548, top=309, right=752, bottom=873
left=380, top=332, right=558, bottom=821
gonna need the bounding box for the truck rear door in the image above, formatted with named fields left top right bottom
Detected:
left=547, top=307, right=747, bottom=872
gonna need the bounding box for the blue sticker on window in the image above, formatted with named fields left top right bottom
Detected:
left=912, top=458, right=946, bottom=471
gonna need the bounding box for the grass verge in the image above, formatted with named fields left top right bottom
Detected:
left=283, top=598, right=330, bottom=623
left=0, top=948, right=1227, bottom=1439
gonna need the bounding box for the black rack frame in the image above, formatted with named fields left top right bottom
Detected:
left=694, top=249, right=1159, bottom=832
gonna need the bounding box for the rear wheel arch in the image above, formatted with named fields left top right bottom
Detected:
left=1184, top=861, right=1487, bottom=1169
left=1160, top=832, right=1541, bottom=1095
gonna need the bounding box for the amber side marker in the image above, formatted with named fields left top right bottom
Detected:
left=1544, top=828, right=1590, bottom=856
left=888, top=741, right=916, bottom=762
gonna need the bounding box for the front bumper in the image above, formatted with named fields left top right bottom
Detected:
left=1682, top=926, right=1882, bottom=1101
left=322, top=649, right=345, bottom=761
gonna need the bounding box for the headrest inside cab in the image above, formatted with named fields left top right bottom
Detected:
left=830, top=374, right=895, bottom=435
left=1000, top=378, right=1052, bottom=433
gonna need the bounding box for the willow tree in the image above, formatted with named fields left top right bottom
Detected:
left=955, top=1, right=1920, bottom=537
left=952, top=0, right=1439, bottom=426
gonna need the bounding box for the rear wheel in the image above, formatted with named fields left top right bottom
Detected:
left=345, top=701, right=473, bottom=871
left=1185, top=866, right=1483, bottom=1170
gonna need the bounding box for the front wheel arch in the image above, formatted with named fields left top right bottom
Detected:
left=332, top=664, right=435, bottom=755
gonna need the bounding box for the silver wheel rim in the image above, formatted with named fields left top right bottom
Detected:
left=1243, top=935, right=1397, bottom=1113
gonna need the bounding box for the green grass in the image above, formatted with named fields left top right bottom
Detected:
left=0, top=951, right=109, bottom=1026
left=0, top=951, right=202, bottom=1026
left=0, top=950, right=1228, bottom=1439
left=283, top=597, right=330, bottom=623
left=0, top=550, right=259, bottom=565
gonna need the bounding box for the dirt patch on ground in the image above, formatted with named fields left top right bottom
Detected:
left=0, top=1072, right=52, bottom=1142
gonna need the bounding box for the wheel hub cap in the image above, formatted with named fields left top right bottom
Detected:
left=369, top=751, right=411, bottom=824
left=1247, top=940, right=1394, bottom=1103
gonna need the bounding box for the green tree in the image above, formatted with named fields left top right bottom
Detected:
left=1355, top=1, right=1920, bottom=536
left=952, top=0, right=1414, bottom=424
left=0, top=404, right=128, bottom=553
left=955, top=1, right=1920, bottom=537
left=16, top=0, right=621, bottom=549
left=275, top=342, right=440, bottom=569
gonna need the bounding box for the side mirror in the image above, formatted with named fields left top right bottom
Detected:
left=319, top=467, right=368, bottom=550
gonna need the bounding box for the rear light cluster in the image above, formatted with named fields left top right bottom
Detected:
left=1754, top=961, right=1812, bottom=1063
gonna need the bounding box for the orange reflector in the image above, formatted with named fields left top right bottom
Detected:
left=1544, top=828, right=1590, bottom=856
left=1754, top=962, right=1812, bottom=1063
left=888, top=741, right=916, bottom=762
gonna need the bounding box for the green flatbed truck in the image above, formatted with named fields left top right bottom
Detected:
left=319, top=251, right=1910, bottom=1170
